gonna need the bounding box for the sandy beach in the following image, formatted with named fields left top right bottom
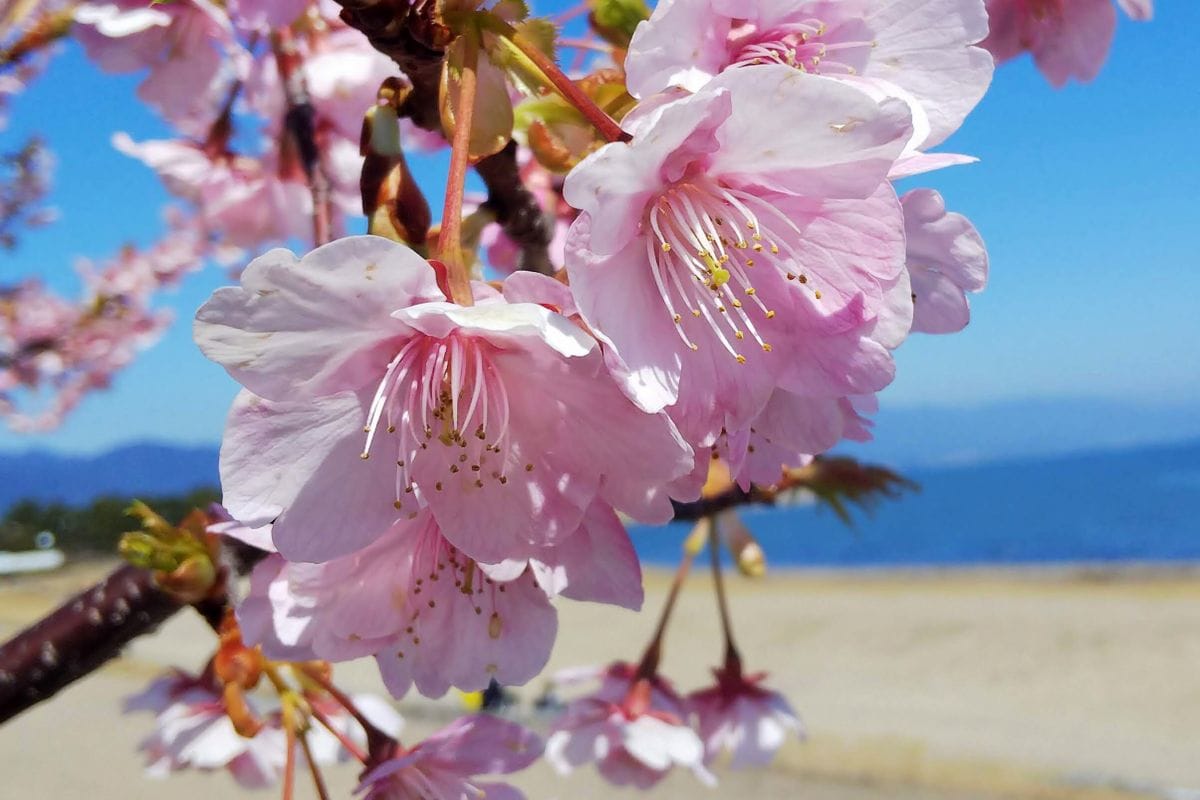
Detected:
left=2, top=560, right=1198, bottom=800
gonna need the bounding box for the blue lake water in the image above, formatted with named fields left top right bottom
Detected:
left=630, top=440, right=1200, bottom=567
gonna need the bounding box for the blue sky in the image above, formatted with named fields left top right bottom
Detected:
left=1, top=3, right=1197, bottom=454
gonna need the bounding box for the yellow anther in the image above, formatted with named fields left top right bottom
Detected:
left=735, top=354, right=747, bottom=364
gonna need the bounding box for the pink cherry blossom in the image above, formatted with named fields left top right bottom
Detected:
left=688, top=665, right=804, bottom=768
left=124, top=671, right=286, bottom=788
left=195, top=236, right=693, bottom=566
left=73, top=0, right=247, bottom=136
left=901, top=189, right=988, bottom=334
left=981, top=0, right=1151, bottom=87
left=563, top=65, right=911, bottom=452
left=113, top=135, right=315, bottom=248
left=125, top=670, right=402, bottom=787
left=717, top=394, right=873, bottom=487
left=545, top=662, right=715, bottom=788
left=226, top=0, right=312, bottom=33
left=359, top=714, right=541, bottom=800
left=236, top=500, right=640, bottom=697
left=626, top=0, right=993, bottom=149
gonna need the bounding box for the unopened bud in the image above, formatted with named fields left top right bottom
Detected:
left=155, top=553, right=218, bottom=604
left=589, top=0, right=651, bottom=48
left=718, top=512, right=767, bottom=578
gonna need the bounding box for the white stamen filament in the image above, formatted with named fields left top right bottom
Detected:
left=360, top=335, right=516, bottom=507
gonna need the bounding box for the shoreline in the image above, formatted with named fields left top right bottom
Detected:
left=2, top=560, right=1198, bottom=799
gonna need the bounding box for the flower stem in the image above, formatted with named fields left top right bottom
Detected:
left=709, top=516, right=742, bottom=672
left=500, top=23, right=629, bottom=144
left=309, top=703, right=369, bottom=763
left=437, top=30, right=481, bottom=307
left=298, top=663, right=394, bottom=756
left=282, top=720, right=297, bottom=800
left=635, top=517, right=707, bottom=679
left=298, top=725, right=333, bottom=800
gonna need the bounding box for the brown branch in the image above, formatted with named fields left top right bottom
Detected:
left=0, top=564, right=181, bottom=724
left=332, top=0, right=556, bottom=272
left=474, top=141, right=556, bottom=274
left=274, top=32, right=333, bottom=246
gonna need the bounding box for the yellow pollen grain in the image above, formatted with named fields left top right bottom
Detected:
left=766, top=310, right=776, bottom=319
left=732, top=299, right=743, bottom=308
left=735, top=354, right=747, bottom=364
left=762, top=343, right=773, bottom=352
left=735, top=331, right=745, bottom=340
left=745, top=288, right=757, bottom=296
left=661, top=242, right=672, bottom=252
left=814, top=291, right=823, bottom=300
left=692, top=309, right=702, bottom=318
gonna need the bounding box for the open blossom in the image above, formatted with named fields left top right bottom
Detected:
left=195, top=236, right=693, bottom=567
left=901, top=189, right=988, bottom=334
left=235, top=501, right=640, bottom=698
left=688, top=665, right=804, bottom=768
left=113, top=135, right=319, bottom=248
left=73, top=0, right=247, bottom=135
left=564, top=65, right=912, bottom=452
left=981, top=0, right=1152, bottom=86
left=124, top=671, right=286, bottom=788
left=546, top=663, right=715, bottom=788
left=626, top=0, right=993, bottom=150
left=360, top=714, right=541, bottom=800
left=126, top=670, right=402, bottom=787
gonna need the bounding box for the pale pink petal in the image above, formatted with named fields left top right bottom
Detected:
left=195, top=237, right=443, bottom=401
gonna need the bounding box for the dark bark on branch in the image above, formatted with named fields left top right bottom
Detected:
left=672, top=486, right=764, bottom=521
left=333, top=0, right=556, bottom=271
left=0, top=564, right=180, bottom=724
left=474, top=142, right=556, bottom=274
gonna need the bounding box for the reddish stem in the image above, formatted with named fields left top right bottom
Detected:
left=298, top=664, right=394, bottom=756
left=298, top=727, right=333, bottom=800
left=505, top=28, right=629, bottom=144
left=283, top=720, right=297, bottom=800
left=635, top=521, right=703, bottom=680
left=708, top=518, right=743, bottom=672
left=309, top=703, right=369, bottom=763
left=437, top=31, right=480, bottom=306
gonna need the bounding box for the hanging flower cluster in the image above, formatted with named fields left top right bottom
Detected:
left=0, top=0, right=1155, bottom=796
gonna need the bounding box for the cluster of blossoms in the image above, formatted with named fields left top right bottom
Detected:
left=0, top=0, right=1154, bottom=796
left=0, top=211, right=212, bottom=429
left=189, top=0, right=998, bottom=792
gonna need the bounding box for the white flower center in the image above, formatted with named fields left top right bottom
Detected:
left=646, top=175, right=822, bottom=361
left=729, top=18, right=876, bottom=76
left=360, top=333, right=523, bottom=510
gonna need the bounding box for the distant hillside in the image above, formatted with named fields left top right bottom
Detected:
left=837, top=397, right=1200, bottom=468
left=0, top=443, right=219, bottom=512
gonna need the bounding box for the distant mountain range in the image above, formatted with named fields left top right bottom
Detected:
left=0, top=443, right=219, bottom=512
left=0, top=397, right=1197, bottom=513
left=835, top=397, right=1200, bottom=468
